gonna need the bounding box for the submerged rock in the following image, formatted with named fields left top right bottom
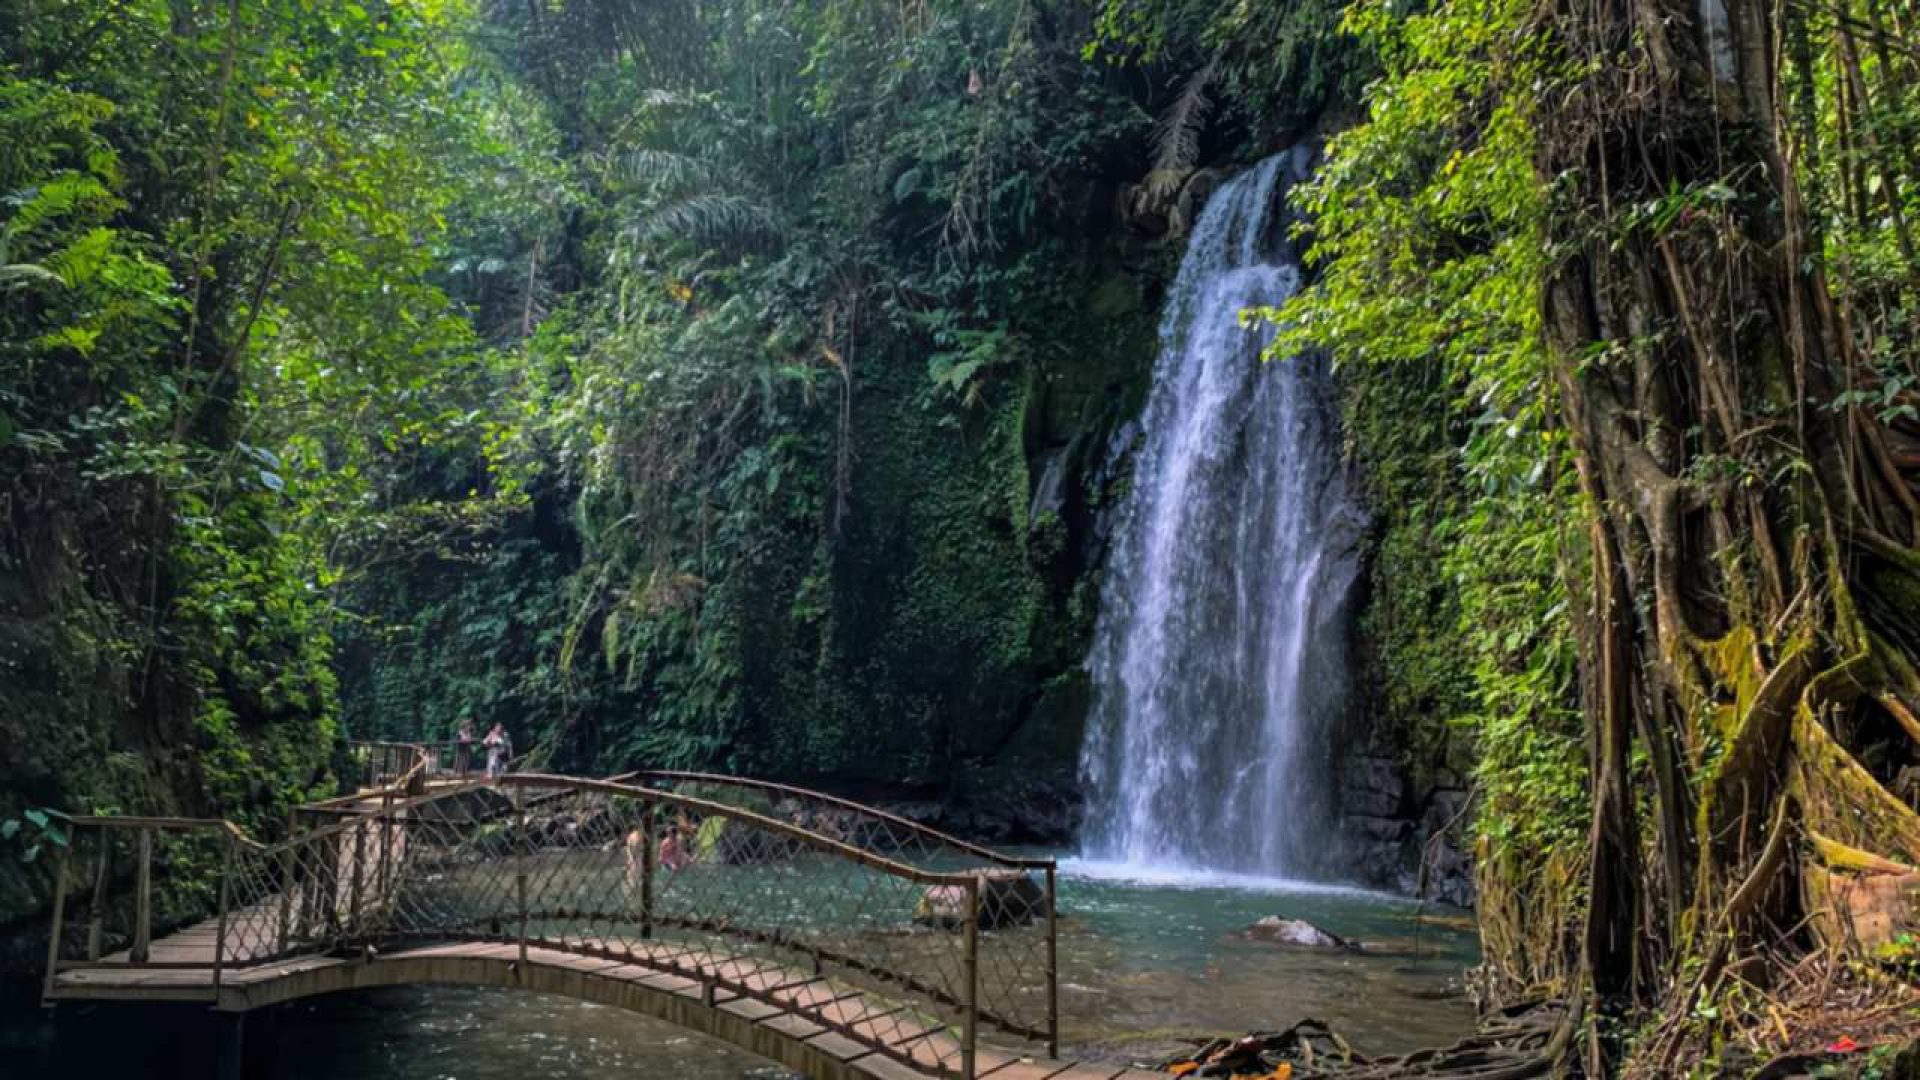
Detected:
left=1245, top=916, right=1358, bottom=951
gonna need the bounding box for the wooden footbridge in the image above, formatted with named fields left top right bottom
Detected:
left=38, top=743, right=1155, bottom=1080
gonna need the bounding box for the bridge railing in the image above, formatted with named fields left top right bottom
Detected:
left=222, top=775, right=1051, bottom=1076
left=43, top=772, right=1056, bottom=1078
left=344, top=739, right=434, bottom=792
left=345, top=737, right=548, bottom=790
left=633, top=769, right=1059, bottom=1051
left=38, top=816, right=264, bottom=998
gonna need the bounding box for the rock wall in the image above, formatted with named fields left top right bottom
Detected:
left=1340, top=749, right=1476, bottom=908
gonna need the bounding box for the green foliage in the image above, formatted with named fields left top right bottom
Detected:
left=0, top=0, right=546, bottom=874
left=1088, top=0, right=1364, bottom=144
left=0, top=809, right=70, bottom=865
left=371, top=0, right=1164, bottom=782
left=1253, top=0, right=1589, bottom=993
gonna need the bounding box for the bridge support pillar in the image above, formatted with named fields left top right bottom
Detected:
left=214, top=1011, right=246, bottom=1080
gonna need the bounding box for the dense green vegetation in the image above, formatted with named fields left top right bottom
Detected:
left=1, top=0, right=510, bottom=935
left=1261, top=0, right=1920, bottom=1068
left=8, top=0, right=1920, bottom=1072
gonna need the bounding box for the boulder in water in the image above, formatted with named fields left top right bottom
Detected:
left=915, top=870, right=1045, bottom=930
left=1246, top=915, right=1357, bottom=951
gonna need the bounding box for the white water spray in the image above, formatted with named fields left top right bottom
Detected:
left=1078, top=149, right=1364, bottom=877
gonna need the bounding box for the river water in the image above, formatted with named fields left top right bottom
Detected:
left=10, top=865, right=1474, bottom=1077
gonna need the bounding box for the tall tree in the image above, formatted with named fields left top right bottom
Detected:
left=1538, top=0, right=1920, bottom=1065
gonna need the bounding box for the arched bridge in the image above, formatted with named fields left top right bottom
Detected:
left=38, top=746, right=1148, bottom=1080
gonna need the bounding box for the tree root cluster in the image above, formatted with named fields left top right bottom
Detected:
left=1153, top=971, right=1920, bottom=1078
left=1153, top=1003, right=1567, bottom=1079
left=1631, top=949, right=1920, bottom=1078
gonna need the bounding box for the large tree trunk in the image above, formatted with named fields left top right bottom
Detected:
left=1536, top=0, right=1920, bottom=1065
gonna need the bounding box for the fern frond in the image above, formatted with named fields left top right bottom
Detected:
left=1149, top=57, right=1218, bottom=180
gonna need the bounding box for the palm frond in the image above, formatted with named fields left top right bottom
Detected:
left=1149, top=57, right=1218, bottom=184
left=631, top=194, right=783, bottom=252
left=612, top=148, right=723, bottom=193
left=0, top=262, right=62, bottom=291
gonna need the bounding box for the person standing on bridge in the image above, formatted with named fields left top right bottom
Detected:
left=455, top=717, right=475, bottom=776
left=484, top=722, right=512, bottom=779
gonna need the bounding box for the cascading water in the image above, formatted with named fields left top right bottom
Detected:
left=1078, top=148, right=1365, bottom=878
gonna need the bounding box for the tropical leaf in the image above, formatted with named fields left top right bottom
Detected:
left=0, top=262, right=61, bottom=291
left=611, top=148, right=723, bottom=193
left=1147, top=56, right=1218, bottom=194
left=631, top=193, right=783, bottom=251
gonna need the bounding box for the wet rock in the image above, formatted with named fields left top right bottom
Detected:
left=1352, top=814, right=1411, bottom=844
left=1341, top=755, right=1407, bottom=818
left=1417, top=788, right=1477, bottom=907
left=1245, top=915, right=1358, bottom=951
left=915, top=870, right=1046, bottom=930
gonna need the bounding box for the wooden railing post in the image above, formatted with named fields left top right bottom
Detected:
left=639, top=804, right=655, bottom=940
left=1045, top=863, right=1059, bottom=1058
left=277, top=841, right=295, bottom=955
left=962, top=876, right=979, bottom=1079
left=515, top=786, right=529, bottom=967
left=375, top=791, right=394, bottom=917
left=212, top=832, right=235, bottom=991
left=348, top=822, right=366, bottom=936
left=131, top=827, right=152, bottom=964
left=86, top=832, right=112, bottom=961
left=319, top=816, right=342, bottom=937
left=41, top=837, right=72, bottom=1002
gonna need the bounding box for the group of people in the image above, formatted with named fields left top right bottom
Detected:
left=451, top=719, right=512, bottom=779
left=622, top=812, right=700, bottom=897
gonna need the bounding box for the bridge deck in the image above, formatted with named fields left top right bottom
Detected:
left=48, top=916, right=1147, bottom=1080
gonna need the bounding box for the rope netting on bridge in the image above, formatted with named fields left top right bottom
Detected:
left=47, top=765, right=1058, bottom=1078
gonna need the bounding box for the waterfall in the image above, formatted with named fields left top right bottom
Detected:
left=1078, top=149, right=1365, bottom=878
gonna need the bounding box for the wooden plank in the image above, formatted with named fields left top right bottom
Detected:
left=43, top=982, right=217, bottom=1004
left=977, top=1062, right=1083, bottom=1080
left=893, top=1027, right=963, bottom=1070
left=717, top=996, right=783, bottom=1022
left=760, top=1012, right=827, bottom=1042
left=844, top=1051, right=932, bottom=1080
left=221, top=957, right=341, bottom=985
left=971, top=1049, right=1030, bottom=1077
left=537, top=952, right=630, bottom=975
left=804, top=1029, right=874, bottom=1063
left=55, top=967, right=217, bottom=989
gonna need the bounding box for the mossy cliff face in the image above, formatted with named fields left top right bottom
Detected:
left=736, top=287, right=1154, bottom=833
left=336, top=218, right=1167, bottom=842
left=0, top=474, right=338, bottom=974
